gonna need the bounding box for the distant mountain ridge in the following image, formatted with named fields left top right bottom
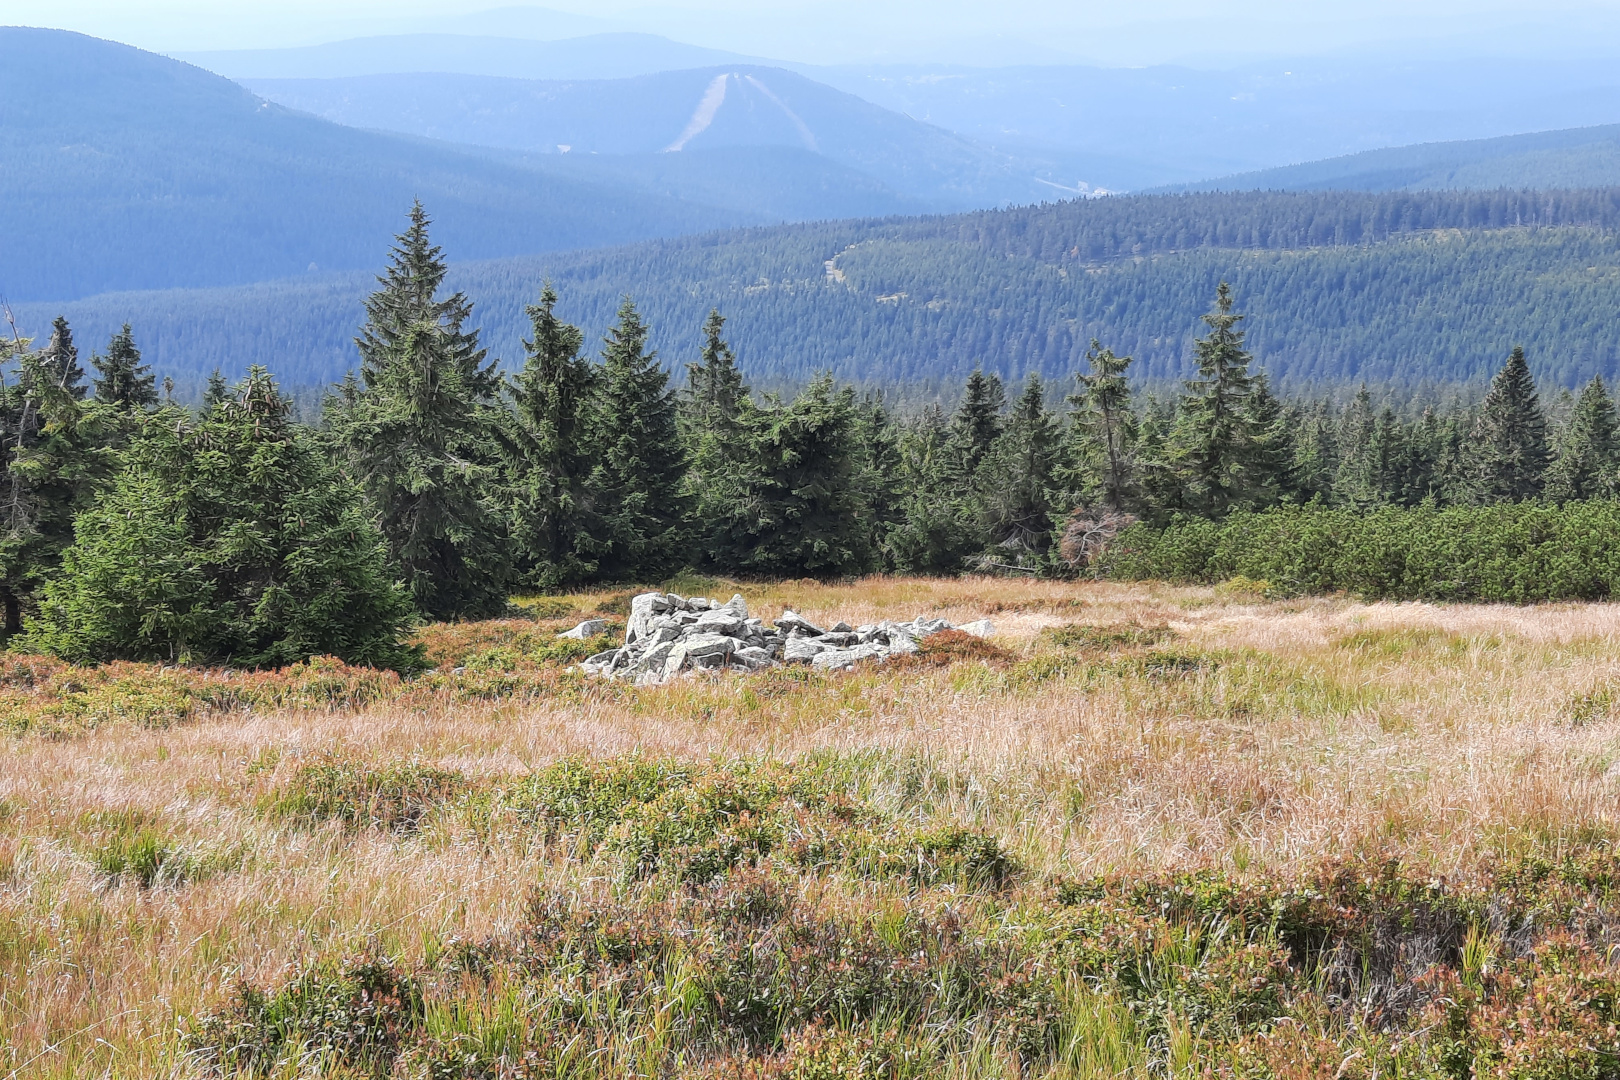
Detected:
left=1160, top=124, right=1620, bottom=193
left=243, top=67, right=1105, bottom=210
left=0, top=27, right=778, bottom=302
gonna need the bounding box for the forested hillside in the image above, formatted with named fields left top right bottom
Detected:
left=21, top=188, right=1620, bottom=392
left=0, top=28, right=754, bottom=302
left=1173, top=124, right=1620, bottom=193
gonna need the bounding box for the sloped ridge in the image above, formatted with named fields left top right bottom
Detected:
left=1166, top=124, right=1620, bottom=193
left=0, top=27, right=753, bottom=302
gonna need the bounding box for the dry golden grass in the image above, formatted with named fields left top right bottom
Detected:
left=2, top=575, right=1618, bottom=1076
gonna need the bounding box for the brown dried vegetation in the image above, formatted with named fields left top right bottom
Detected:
left=2, top=576, right=1620, bottom=1077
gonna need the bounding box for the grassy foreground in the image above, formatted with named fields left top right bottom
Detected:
left=3, top=575, right=1620, bottom=1078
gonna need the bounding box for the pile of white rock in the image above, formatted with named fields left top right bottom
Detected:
left=571, top=591, right=993, bottom=684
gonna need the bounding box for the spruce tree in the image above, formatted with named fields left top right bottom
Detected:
left=328, top=204, right=510, bottom=620
left=710, top=377, right=871, bottom=578
left=1062, top=340, right=1137, bottom=511
left=203, top=368, right=230, bottom=408
left=1242, top=374, right=1292, bottom=508
left=587, top=298, right=689, bottom=582
left=681, top=309, right=754, bottom=565
left=888, top=405, right=971, bottom=573
left=980, top=375, right=1061, bottom=567
left=681, top=309, right=748, bottom=439
left=507, top=284, right=600, bottom=590
left=0, top=325, right=112, bottom=634
left=91, top=324, right=158, bottom=409
left=1167, top=283, right=1262, bottom=516
left=41, top=318, right=87, bottom=399
left=1334, top=386, right=1379, bottom=507
left=947, top=369, right=1006, bottom=482
left=1286, top=400, right=1338, bottom=504
left=1547, top=375, right=1619, bottom=502
left=852, top=391, right=904, bottom=568
left=28, top=368, right=418, bottom=669
left=1470, top=346, right=1550, bottom=503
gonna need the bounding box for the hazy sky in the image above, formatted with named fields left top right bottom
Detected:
left=6, top=0, right=1620, bottom=65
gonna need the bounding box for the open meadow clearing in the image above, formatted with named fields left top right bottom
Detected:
left=3, top=574, right=1620, bottom=1078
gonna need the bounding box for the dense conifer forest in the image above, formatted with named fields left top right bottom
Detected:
left=8, top=203, right=1620, bottom=664
left=26, top=188, right=1620, bottom=395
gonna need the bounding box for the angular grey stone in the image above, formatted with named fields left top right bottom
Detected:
left=723, top=594, right=749, bottom=616
left=631, top=641, right=675, bottom=675
left=693, top=608, right=747, bottom=637
left=776, top=611, right=825, bottom=636
left=830, top=621, right=854, bottom=633
left=734, top=646, right=772, bottom=669
left=879, top=623, right=919, bottom=653
left=558, top=618, right=607, bottom=639
left=682, top=633, right=737, bottom=659
left=627, top=593, right=671, bottom=644
left=907, top=617, right=951, bottom=637
left=688, top=597, right=712, bottom=610
left=820, top=632, right=860, bottom=647
left=663, top=643, right=691, bottom=676
left=810, top=643, right=889, bottom=670
left=584, top=649, right=618, bottom=666
left=783, top=637, right=827, bottom=664
left=957, top=619, right=996, bottom=639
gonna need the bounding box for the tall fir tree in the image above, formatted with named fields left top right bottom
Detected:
left=91, top=324, right=158, bottom=410
left=327, top=204, right=510, bottom=620
left=1333, top=386, right=1379, bottom=507
left=1286, top=399, right=1338, bottom=504
left=681, top=309, right=748, bottom=440
left=709, top=377, right=872, bottom=578
left=40, top=318, right=87, bottom=400
left=1242, top=374, right=1292, bottom=508
left=1062, top=340, right=1137, bottom=511
left=980, top=375, right=1062, bottom=567
left=1469, top=346, right=1551, bottom=503
left=587, top=298, right=689, bottom=582
left=203, top=369, right=230, bottom=408
left=506, top=284, right=600, bottom=590
left=1546, top=375, right=1619, bottom=502
left=681, top=309, right=754, bottom=565
left=947, top=369, right=1006, bottom=483
left=0, top=323, right=113, bottom=633
left=887, top=404, right=971, bottom=573
left=1167, top=283, right=1263, bottom=516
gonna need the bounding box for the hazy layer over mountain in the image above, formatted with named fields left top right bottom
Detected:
left=176, top=33, right=768, bottom=81
left=244, top=68, right=1113, bottom=209
left=0, top=27, right=777, bottom=302
left=811, top=56, right=1620, bottom=185
left=1165, top=125, right=1620, bottom=193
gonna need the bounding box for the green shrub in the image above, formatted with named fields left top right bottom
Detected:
left=1102, top=501, right=1620, bottom=603
left=22, top=371, right=420, bottom=671
left=186, top=955, right=422, bottom=1077
left=269, top=755, right=466, bottom=834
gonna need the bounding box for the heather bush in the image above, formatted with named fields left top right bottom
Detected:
left=267, top=754, right=467, bottom=834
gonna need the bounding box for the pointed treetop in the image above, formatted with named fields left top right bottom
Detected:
left=91, top=324, right=159, bottom=410
left=41, top=317, right=87, bottom=399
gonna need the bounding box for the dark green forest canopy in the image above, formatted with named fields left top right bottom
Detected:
left=18, top=187, right=1620, bottom=394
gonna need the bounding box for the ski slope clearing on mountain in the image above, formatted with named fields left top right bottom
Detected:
left=243, top=67, right=1099, bottom=210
